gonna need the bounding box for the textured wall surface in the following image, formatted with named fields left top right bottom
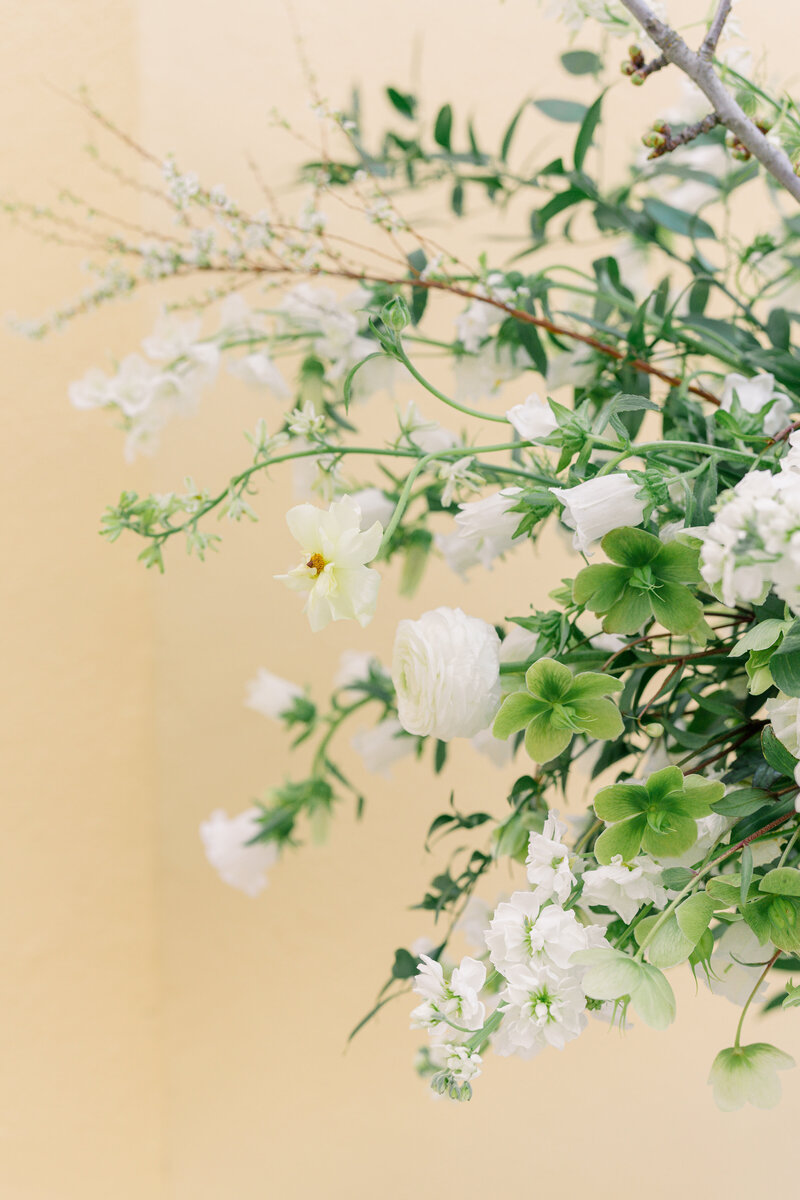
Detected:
left=3, top=2, right=800, bottom=1198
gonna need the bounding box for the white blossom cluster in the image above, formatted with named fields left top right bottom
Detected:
left=700, top=431, right=800, bottom=615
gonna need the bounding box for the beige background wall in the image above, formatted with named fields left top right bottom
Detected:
left=3, top=3, right=800, bottom=1198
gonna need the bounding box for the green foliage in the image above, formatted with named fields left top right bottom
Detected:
left=594, top=767, right=724, bottom=864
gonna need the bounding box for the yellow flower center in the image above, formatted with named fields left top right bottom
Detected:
left=306, top=552, right=327, bottom=576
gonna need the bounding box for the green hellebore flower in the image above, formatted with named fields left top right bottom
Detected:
left=492, top=658, right=624, bottom=764
left=593, top=765, right=724, bottom=865
left=573, top=526, right=703, bottom=635
left=571, top=947, right=676, bottom=1030
left=709, top=1043, right=795, bottom=1112
left=742, top=866, right=800, bottom=954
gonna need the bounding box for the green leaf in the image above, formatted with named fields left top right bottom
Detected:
left=391, top=948, right=419, bottom=979
left=534, top=98, right=588, bottom=123
left=661, top=866, right=695, bottom=889
left=631, top=963, right=676, bottom=1030
left=770, top=618, right=800, bottom=697
left=711, top=787, right=770, bottom=817
left=434, top=103, right=453, bottom=150
left=571, top=948, right=643, bottom=998
left=500, top=100, right=529, bottom=161
left=407, top=248, right=428, bottom=326
left=594, top=816, right=646, bottom=865
left=561, top=49, right=602, bottom=76
left=760, top=868, right=800, bottom=898
left=676, top=892, right=716, bottom=944
left=636, top=913, right=694, bottom=968
left=729, top=618, right=788, bottom=657
left=450, top=181, right=464, bottom=216
left=767, top=307, right=791, bottom=351
left=643, top=197, right=715, bottom=239
left=652, top=539, right=702, bottom=583
left=574, top=92, right=604, bottom=172
left=386, top=87, right=416, bottom=119
left=762, top=725, right=800, bottom=779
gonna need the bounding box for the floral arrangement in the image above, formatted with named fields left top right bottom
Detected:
left=12, top=0, right=800, bottom=1111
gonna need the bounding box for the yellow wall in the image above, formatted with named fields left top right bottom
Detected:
left=4, top=3, right=800, bottom=1198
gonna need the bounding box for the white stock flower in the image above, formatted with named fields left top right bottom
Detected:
left=244, top=668, right=302, bottom=720
left=276, top=495, right=382, bottom=632
left=435, top=1044, right=483, bottom=1084
left=351, top=718, right=416, bottom=777
left=493, top=964, right=587, bottom=1059
left=700, top=467, right=800, bottom=616
left=199, top=808, right=278, bottom=897
left=526, top=812, right=576, bottom=904
left=487, top=891, right=604, bottom=975
left=279, top=283, right=371, bottom=382
left=68, top=367, right=114, bottom=410
left=411, top=954, right=486, bottom=1044
left=392, top=606, right=502, bottom=740
left=550, top=473, right=646, bottom=553
left=455, top=896, right=492, bottom=955
left=721, top=372, right=792, bottom=437
left=580, top=855, right=668, bottom=924
left=506, top=393, right=558, bottom=442
left=228, top=350, right=290, bottom=398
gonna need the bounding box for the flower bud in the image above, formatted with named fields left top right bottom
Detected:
left=381, top=295, right=412, bottom=334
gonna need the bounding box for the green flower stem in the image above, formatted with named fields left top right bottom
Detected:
left=311, top=696, right=373, bottom=776
left=634, top=812, right=800, bottom=960
left=393, top=341, right=510, bottom=425
left=734, top=950, right=781, bottom=1049
left=778, top=825, right=800, bottom=869
left=128, top=440, right=553, bottom=547
left=465, top=1007, right=504, bottom=1052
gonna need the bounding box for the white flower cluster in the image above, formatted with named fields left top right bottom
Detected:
left=700, top=436, right=800, bottom=615
left=69, top=314, right=220, bottom=460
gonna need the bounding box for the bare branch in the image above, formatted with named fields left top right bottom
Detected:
left=618, top=0, right=800, bottom=203
left=699, top=0, right=733, bottom=61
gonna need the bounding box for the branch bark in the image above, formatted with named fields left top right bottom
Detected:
left=618, top=0, right=800, bottom=203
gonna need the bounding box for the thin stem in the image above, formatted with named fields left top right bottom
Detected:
left=394, top=342, right=509, bottom=425
left=734, top=950, right=780, bottom=1048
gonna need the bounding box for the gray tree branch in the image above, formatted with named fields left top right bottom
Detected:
left=618, top=0, right=800, bottom=203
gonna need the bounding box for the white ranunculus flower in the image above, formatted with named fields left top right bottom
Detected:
left=506, top=393, right=558, bottom=442
left=351, top=718, right=416, bottom=777
left=199, top=808, right=278, bottom=897
left=392, top=606, right=502, bottom=740
left=721, top=372, right=792, bottom=437
left=244, top=668, right=303, bottom=721
left=550, top=472, right=646, bottom=553
left=276, top=495, right=382, bottom=632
